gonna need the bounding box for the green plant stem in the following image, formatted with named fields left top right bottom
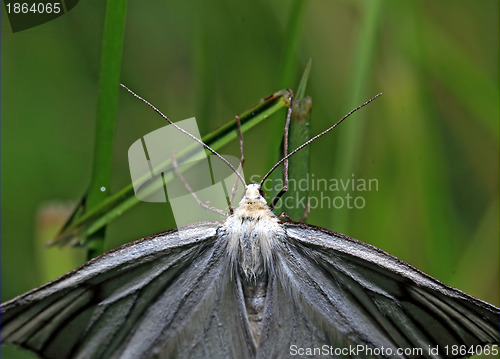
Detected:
left=86, top=0, right=128, bottom=259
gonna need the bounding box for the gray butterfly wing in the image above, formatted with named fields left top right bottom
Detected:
left=1, top=222, right=255, bottom=359
left=259, top=222, right=498, bottom=359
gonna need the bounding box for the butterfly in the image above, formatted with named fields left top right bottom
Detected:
left=1, top=88, right=499, bottom=359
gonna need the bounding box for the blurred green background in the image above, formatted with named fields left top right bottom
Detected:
left=1, top=1, right=498, bottom=358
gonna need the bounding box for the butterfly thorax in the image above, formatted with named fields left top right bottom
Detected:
left=219, top=184, right=284, bottom=343
left=221, top=184, right=284, bottom=281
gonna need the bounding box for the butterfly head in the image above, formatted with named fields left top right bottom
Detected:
left=232, top=183, right=273, bottom=219
left=243, top=183, right=265, bottom=201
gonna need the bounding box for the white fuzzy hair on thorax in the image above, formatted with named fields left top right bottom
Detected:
left=221, top=184, right=285, bottom=280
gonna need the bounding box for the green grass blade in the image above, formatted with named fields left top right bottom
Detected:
left=295, top=58, right=312, bottom=99
left=271, top=97, right=312, bottom=220
left=84, top=0, right=128, bottom=258
left=272, top=59, right=312, bottom=219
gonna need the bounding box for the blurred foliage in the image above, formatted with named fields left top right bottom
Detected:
left=1, top=1, right=498, bottom=358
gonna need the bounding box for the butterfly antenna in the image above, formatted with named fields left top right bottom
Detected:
left=120, top=84, right=247, bottom=187
left=260, top=93, right=382, bottom=187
